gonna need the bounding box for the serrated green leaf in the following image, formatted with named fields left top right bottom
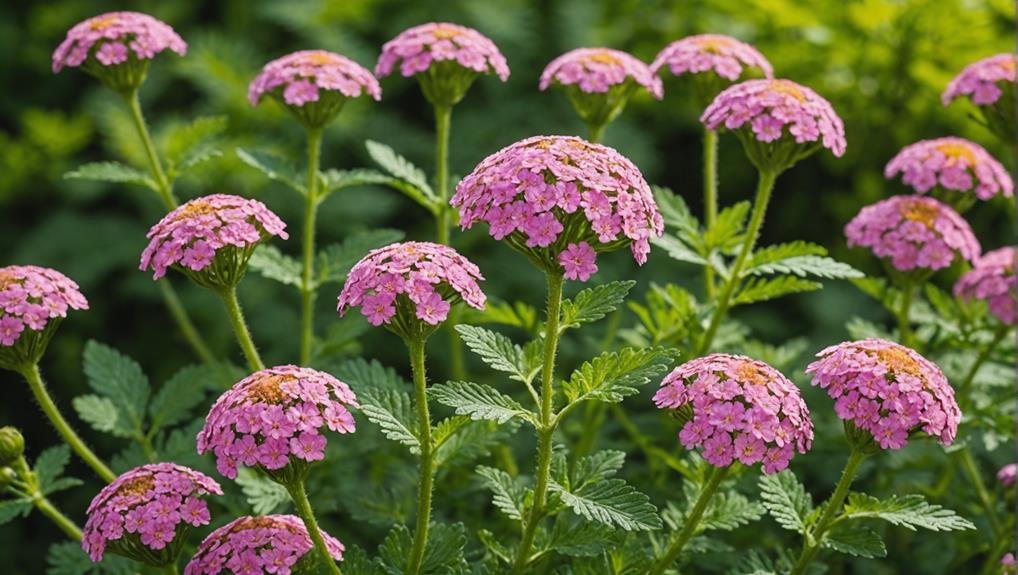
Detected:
left=82, top=341, right=149, bottom=435
left=562, top=347, right=676, bottom=405
left=72, top=394, right=131, bottom=437
left=842, top=492, right=976, bottom=531
left=379, top=522, right=467, bottom=574
left=434, top=417, right=520, bottom=470
left=544, top=517, right=615, bottom=557
left=572, top=450, right=625, bottom=488
left=235, top=468, right=289, bottom=514
left=744, top=255, right=863, bottom=280
left=365, top=140, right=439, bottom=212
left=651, top=234, right=710, bottom=265
left=550, top=478, right=662, bottom=531
left=249, top=244, right=302, bottom=288
left=33, top=445, right=71, bottom=493
left=746, top=241, right=828, bottom=265
left=148, top=364, right=210, bottom=431
left=463, top=298, right=540, bottom=333
left=733, top=276, right=822, bottom=305
left=0, top=499, right=32, bottom=525
left=315, top=229, right=405, bottom=286
left=759, top=471, right=813, bottom=534
left=47, top=541, right=137, bottom=575
left=454, top=324, right=536, bottom=384
left=333, top=358, right=408, bottom=393
left=699, top=491, right=765, bottom=532
left=431, top=381, right=535, bottom=425
left=164, top=116, right=227, bottom=164
left=822, top=525, right=886, bottom=558
left=64, top=161, right=156, bottom=190
left=319, top=167, right=401, bottom=198
left=358, top=389, right=420, bottom=453
left=705, top=200, right=750, bottom=250
left=560, top=280, right=636, bottom=329
left=652, top=186, right=702, bottom=247
left=236, top=148, right=305, bottom=194
left=476, top=465, right=527, bottom=521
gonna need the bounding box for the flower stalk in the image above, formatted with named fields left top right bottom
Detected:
left=702, top=129, right=719, bottom=297
left=286, top=479, right=343, bottom=575
left=406, top=335, right=435, bottom=575
left=300, top=127, right=324, bottom=365
left=7, top=455, right=83, bottom=541
left=649, top=466, right=730, bottom=575
left=217, top=287, right=265, bottom=371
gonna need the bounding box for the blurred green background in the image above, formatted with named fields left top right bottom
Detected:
left=0, top=0, right=1014, bottom=573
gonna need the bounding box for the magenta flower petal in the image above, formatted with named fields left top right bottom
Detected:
left=540, top=47, right=662, bottom=99
left=954, top=247, right=1016, bottom=325
left=0, top=266, right=88, bottom=347
left=249, top=50, right=381, bottom=107
left=998, top=463, right=1017, bottom=488
left=185, top=515, right=344, bottom=575
left=885, top=137, right=1012, bottom=200
left=376, top=22, right=509, bottom=81
left=652, top=34, right=773, bottom=81
left=942, top=53, right=1017, bottom=107
left=52, top=11, right=186, bottom=73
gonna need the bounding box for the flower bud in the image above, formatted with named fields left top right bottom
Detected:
left=0, top=427, right=23, bottom=466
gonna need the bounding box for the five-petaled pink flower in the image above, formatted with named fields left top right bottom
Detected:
left=559, top=242, right=598, bottom=281
left=885, top=137, right=1012, bottom=201
left=52, top=11, right=186, bottom=73
left=185, top=515, right=344, bottom=575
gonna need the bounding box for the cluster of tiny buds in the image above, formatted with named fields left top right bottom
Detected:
left=52, top=11, right=187, bottom=73
left=540, top=47, right=662, bottom=98
left=652, top=34, right=773, bottom=82
left=885, top=137, right=1012, bottom=201
left=954, top=247, right=1016, bottom=325
left=186, top=515, right=344, bottom=575
left=376, top=22, right=509, bottom=81
left=0, top=265, right=88, bottom=347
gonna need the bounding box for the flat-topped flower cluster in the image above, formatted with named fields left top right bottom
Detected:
left=376, top=22, right=509, bottom=80
left=185, top=515, right=344, bottom=575
left=807, top=339, right=960, bottom=449
left=653, top=354, right=814, bottom=474
left=885, top=137, right=1013, bottom=200
left=652, top=34, right=773, bottom=81
left=942, top=53, right=1017, bottom=106
left=539, top=47, right=662, bottom=98
left=52, top=11, right=187, bottom=72
left=0, top=265, right=88, bottom=346
left=82, top=463, right=222, bottom=562
left=248, top=50, right=382, bottom=107
left=197, top=366, right=358, bottom=479
left=955, top=247, right=1017, bottom=325
left=845, top=195, right=979, bottom=271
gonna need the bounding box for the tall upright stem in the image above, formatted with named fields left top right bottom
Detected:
left=696, top=170, right=777, bottom=355
left=287, top=480, right=342, bottom=575
left=702, top=129, right=719, bottom=298
left=958, top=447, right=1002, bottom=536
left=19, top=364, right=115, bottom=483
left=163, top=564, right=180, bottom=575
left=11, top=456, right=84, bottom=540
left=434, top=105, right=452, bottom=245
left=406, top=336, right=435, bottom=575
left=300, top=128, right=323, bottom=365
left=896, top=279, right=916, bottom=348
left=588, top=122, right=606, bottom=144
left=124, top=91, right=175, bottom=211
left=218, top=287, right=265, bottom=371
left=959, top=324, right=1010, bottom=398
left=790, top=449, right=866, bottom=575
left=649, top=466, right=729, bottom=575
left=511, top=272, right=564, bottom=574
left=157, top=280, right=215, bottom=365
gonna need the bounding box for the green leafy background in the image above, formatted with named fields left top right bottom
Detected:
left=0, top=0, right=1013, bottom=573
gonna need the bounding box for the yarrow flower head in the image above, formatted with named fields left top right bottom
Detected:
left=652, top=34, right=772, bottom=104
left=943, top=54, right=1016, bottom=141
left=807, top=339, right=960, bottom=452
left=1003, top=554, right=1018, bottom=575
left=845, top=195, right=980, bottom=272
left=197, top=365, right=358, bottom=483
left=52, top=11, right=186, bottom=93
left=249, top=50, right=381, bottom=128
left=452, top=135, right=663, bottom=277
left=338, top=242, right=485, bottom=337
left=82, top=463, right=222, bottom=565
left=954, top=247, right=1016, bottom=325
left=185, top=515, right=344, bottom=575
left=0, top=265, right=88, bottom=369
left=653, top=354, right=814, bottom=474
left=998, top=463, right=1017, bottom=488
left=540, top=48, right=663, bottom=132
left=140, top=194, right=288, bottom=289
left=376, top=22, right=509, bottom=107
left=701, top=78, right=846, bottom=173
left=885, top=137, right=1012, bottom=210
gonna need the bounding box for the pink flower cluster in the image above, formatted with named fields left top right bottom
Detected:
left=0, top=266, right=88, bottom=346
left=998, top=463, right=1017, bottom=488
left=338, top=242, right=486, bottom=326
left=52, top=11, right=187, bottom=73
left=807, top=339, right=960, bottom=450
left=844, top=195, right=980, bottom=271
left=140, top=194, right=288, bottom=281
left=249, top=50, right=381, bottom=107
left=197, top=366, right=358, bottom=479
left=82, top=463, right=222, bottom=562
left=452, top=135, right=663, bottom=270
left=1004, top=554, right=1018, bottom=574
left=376, top=22, right=509, bottom=81
left=942, top=53, right=1017, bottom=106
left=954, top=247, right=1016, bottom=325
left=651, top=34, right=773, bottom=81
left=539, top=48, right=663, bottom=98
left=885, top=137, right=1012, bottom=200
left=185, top=515, right=344, bottom=575
left=653, top=354, right=814, bottom=474
left=701, top=79, right=846, bottom=157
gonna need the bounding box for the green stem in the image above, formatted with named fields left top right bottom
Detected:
left=300, top=128, right=323, bottom=366
left=157, top=279, right=215, bottom=364
left=35, top=495, right=83, bottom=541
left=958, top=447, right=1002, bottom=536
left=790, top=449, right=866, bottom=575
left=435, top=105, right=452, bottom=245
left=287, top=481, right=342, bottom=575
left=587, top=122, right=606, bottom=143
left=649, top=466, right=729, bottom=575
left=163, top=564, right=180, bottom=575
left=696, top=170, right=777, bottom=355
left=19, top=364, right=115, bottom=482
left=407, top=336, right=435, bottom=575
left=218, top=287, right=265, bottom=371
left=124, top=90, right=176, bottom=211
left=511, top=272, right=565, bottom=574
left=896, top=279, right=916, bottom=348
left=703, top=129, right=719, bottom=298
left=959, top=324, right=1010, bottom=398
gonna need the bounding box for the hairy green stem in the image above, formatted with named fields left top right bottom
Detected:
left=959, top=324, right=1010, bottom=398
left=300, top=128, right=323, bottom=365
left=435, top=105, right=452, bottom=245
left=157, top=280, right=215, bottom=365
left=958, top=447, right=1002, bottom=536
left=35, top=495, right=83, bottom=541
left=19, top=364, right=115, bottom=482
left=588, top=122, right=606, bottom=143
left=703, top=129, right=719, bottom=298
left=790, top=449, right=866, bottom=575
left=696, top=170, right=777, bottom=355
left=218, top=287, right=264, bottom=371
left=163, top=563, right=180, bottom=575
left=649, top=466, right=729, bottom=575
left=511, top=272, right=565, bottom=574
left=287, top=480, right=342, bottom=575
left=407, top=336, right=435, bottom=575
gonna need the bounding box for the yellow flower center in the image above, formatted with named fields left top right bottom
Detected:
left=899, top=198, right=940, bottom=229
left=174, top=200, right=218, bottom=221
left=116, top=474, right=155, bottom=498
left=935, top=142, right=977, bottom=165
left=0, top=270, right=15, bottom=289
left=585, top=50, right=620, bottom=66
left=89, top=15, right=120, bottom=31
left=246, top=374, right=295, bottom=404
left=768, top=80, right=806, bottom=102
left=432, top=25, right=461, bottom=40
left=697, top=37, right=735, bottom=54
left=736, top=361, right=769, bottom=386
left=874, top=347, right=922, bottom=378
left=302, top=52, right=337, bottom=66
